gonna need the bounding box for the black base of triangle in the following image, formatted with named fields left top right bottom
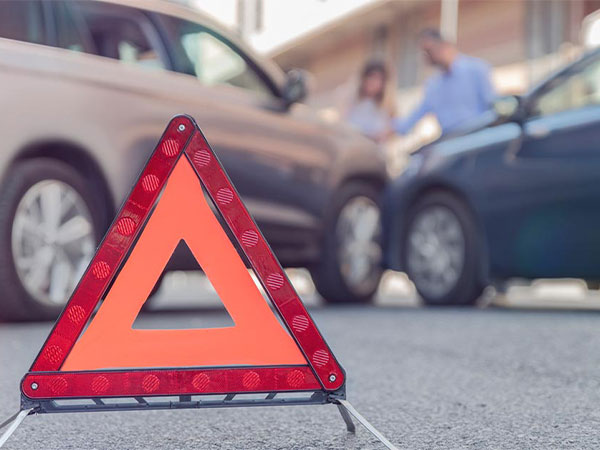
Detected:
left=21, top=390, right=334, bottom=414
left=4, top=392, right=400, bottom=450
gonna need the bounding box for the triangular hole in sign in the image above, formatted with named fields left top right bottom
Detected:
left=60, top=157, right=306, bottom=371
left=132, top=239, right=235, bottom=330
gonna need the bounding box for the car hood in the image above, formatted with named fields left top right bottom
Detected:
left=421, top=110, right=499, bottom=149
left=416, top=110, right=521, bottom=164
left=417, top=111, right=500, bottom=156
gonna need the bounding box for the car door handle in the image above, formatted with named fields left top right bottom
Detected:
left=527, top=124, right=551, bottom=139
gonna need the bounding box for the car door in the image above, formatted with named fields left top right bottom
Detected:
left=152, top=14, right=336, bottom=255
left=485, top=55, right=600, bottom=279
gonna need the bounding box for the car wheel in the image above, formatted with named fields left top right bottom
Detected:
left=311, top=182, right=383, bottom=304
left=403, top=191, right=484, bottom=306
left=0, top=158, right=103, bottom=321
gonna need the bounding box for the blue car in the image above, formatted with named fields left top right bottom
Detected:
left=384, top=48, right=600, bottom=306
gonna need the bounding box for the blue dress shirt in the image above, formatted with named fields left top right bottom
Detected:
left=394, top=54, right=495, bottom=135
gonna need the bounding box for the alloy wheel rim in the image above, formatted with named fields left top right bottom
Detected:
left=11, top=180, right=95, bottom=306
left=336, top=196, right=382, bottom=294
left=406, top=205, right=465, bottom=299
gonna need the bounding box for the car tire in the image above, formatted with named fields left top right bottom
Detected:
left=0, top=158, right=104, bottom=321
left=403, top=191, right=484, bottom=306
left=311, top=182, right=383, bottom=304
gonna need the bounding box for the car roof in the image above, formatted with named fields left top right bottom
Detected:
left=92, top=0, right=286, bottom=89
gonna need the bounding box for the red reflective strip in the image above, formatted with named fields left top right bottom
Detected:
left=185, top=132, right=345, bottom=391
left=30, top=116, right=194, bottom=372
left=22, top=366, right=319, bottom=399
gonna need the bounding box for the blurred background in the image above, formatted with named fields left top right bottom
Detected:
left=164, top=0, right=600, bottom=312
left=1, top=0, right=600, bottom=321
left=187, top=0, right=600, bottom=170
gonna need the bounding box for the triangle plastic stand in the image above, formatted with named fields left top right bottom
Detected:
left=0, top=116, right=396, bottom=449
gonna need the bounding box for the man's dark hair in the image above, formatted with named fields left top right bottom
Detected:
left=418, top=28, right=444, bottom=42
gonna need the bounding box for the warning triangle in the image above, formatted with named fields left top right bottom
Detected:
left=62, top=156, right=304, bottom=371
left=21, top=116, right=345, bottom=401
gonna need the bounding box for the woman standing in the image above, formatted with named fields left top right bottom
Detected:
left=346, top=60, right=392, bottom=143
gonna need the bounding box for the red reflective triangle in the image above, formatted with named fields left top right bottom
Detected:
left=22, top=116, right=345, bottom=400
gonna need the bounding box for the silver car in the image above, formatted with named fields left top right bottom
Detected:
left=0, top=0, right=386, bottom=320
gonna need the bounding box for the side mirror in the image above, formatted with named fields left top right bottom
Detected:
left=282, top=69, right=308, bottom=107
left=493, top=95, right=523, bottom=122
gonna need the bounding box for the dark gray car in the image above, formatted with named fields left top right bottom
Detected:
left=0, top=0, right=386, bottom=320
left=384, top=49, right=600, bottom=306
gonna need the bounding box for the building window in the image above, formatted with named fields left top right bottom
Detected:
left=396, top=15, right=420, bottom=89
left=0, top=0, right=45, bottom=45
left=526, top=0, right=566, bottom=58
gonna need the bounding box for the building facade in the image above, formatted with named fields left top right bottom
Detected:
left=269, top=0, right=600, bottom=161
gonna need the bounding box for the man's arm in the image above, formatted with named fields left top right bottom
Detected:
left=392, top=93, right=431, bottom=135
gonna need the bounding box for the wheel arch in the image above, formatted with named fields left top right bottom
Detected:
left=9, top=140, right=114, bottom=229
left=406, top=183, right=475, bottom=217
left=338, top=173, right=387, bottom=195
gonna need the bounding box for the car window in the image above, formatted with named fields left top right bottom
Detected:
left=64, top=2, right=165, bottom=70
left=530, top=57, right=600, bottom=117
left=0, top=0, right=45, bottom=45
left=54, top=1, right=92, bottom=53
left=158, top=15, right=272, bottom=97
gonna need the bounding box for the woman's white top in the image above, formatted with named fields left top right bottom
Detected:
left=346, top=98, right=390, bottom=140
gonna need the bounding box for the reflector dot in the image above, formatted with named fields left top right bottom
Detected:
left=44, top=345, right=63, bottom=364
left=312, top=349, right=329, bottom=367
left=192, top=373, right=210, bottom=391
left=161, top=138, right=179, bottom=157
left=242, top=371, right=260, bottom=389
left=266, top=273, right=284, bottom=290
left=50, top=377, right=68, bottom=395
left=241, top=230, right=259, bottom=248
left=142, top=174, right=160, bottom=192
left=193, top=149, right=211, bottom=167
left=286, top=370, right=305, bottom=388
left=216, top=188, right=234, bottom=205
left=142, top=374, right=160, bottom=393
left=67, top=305, right=86, bottom=324
left=92, top=261, right=110, bottom=279
left=292, top=315, right=309, bottom=333
left=116, top=217, right=136, bottom=236
left=91, top=375, right=110, bottom=394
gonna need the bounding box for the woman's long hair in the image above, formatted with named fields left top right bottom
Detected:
left=358, top=60, right=388, bottom=105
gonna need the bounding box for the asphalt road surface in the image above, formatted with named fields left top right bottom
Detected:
left=2, top=273, right=600, bottom=449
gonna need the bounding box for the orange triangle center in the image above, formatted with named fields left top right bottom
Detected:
left=62, top=158, right=306, bottom=371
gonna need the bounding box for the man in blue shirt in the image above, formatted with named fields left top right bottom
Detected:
left=394, top=29, right=496, bottom=136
